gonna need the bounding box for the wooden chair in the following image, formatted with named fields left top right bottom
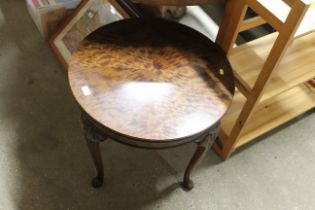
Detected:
left=213, top=0, right=315, bottom=159
left=68, top=18, right=235, bottom=190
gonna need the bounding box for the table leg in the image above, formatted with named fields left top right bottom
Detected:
left=182, top=123, right=219, bottom=190
left=81, top=112, right=108, bottom=188
left=86, top=140, right=104, bottom=188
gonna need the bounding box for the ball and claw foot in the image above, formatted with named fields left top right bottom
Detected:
left=182, top=179, right=194, bottom=191
left=91, top=176, right=103, bottom=188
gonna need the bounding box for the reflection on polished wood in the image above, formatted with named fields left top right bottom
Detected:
left=69, top=18, right=234, bottom=142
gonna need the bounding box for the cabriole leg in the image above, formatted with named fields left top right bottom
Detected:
left=86, top=139, right=104, bottom=188
left=182, top=123, right=219, bottom=190
left=81, top=111, right=108, bottom=188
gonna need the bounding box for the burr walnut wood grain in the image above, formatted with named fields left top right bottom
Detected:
left=68, top=18, right=234, bottom=142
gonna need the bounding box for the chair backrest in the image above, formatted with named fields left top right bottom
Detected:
left=216, top=0, right=311, bottom=54
left=215, top=0, right=312, bottom=96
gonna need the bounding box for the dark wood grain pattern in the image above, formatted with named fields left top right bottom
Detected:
left=68, top=18, right=234, bottom=142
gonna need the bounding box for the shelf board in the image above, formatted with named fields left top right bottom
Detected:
left=220, top=84, right=315, bottom=148
left=229, top=31, right=315, bottom=102
left=257, top=0, right=315, bottom=38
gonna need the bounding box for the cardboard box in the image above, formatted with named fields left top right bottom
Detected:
left=26, top=0, right=81, bottom=39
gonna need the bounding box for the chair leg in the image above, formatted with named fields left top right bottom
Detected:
left=182, top=123, right=219, bottom=191
left=86, top=139, right=104, bottom=188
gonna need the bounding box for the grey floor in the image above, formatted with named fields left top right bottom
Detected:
left=1, top=1, right=315, bottom=210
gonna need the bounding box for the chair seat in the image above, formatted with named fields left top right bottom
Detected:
left=68, top=18, right=234, bottom=143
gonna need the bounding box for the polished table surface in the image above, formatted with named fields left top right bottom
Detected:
left=68, top=18, right=234, bottom=190
left=68, top=18, right=234, bottom=142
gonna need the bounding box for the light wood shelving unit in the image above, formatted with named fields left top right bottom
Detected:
left=213, top=0, right=315, bottom=159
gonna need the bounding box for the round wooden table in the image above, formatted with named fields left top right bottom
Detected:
left=68, top=18, right=234, bottom=190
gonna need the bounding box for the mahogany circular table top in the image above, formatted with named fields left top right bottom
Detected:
left=68, top=18, right=234, bottom=142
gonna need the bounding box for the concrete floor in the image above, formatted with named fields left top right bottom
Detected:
left=1, top=1, right=315, bottom=210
